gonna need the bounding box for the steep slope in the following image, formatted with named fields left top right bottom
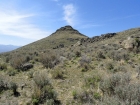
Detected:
left=18, top=25, right=87, bottom=52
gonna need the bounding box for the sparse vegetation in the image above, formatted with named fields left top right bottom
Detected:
left=51, top=69, right=64, bottom=79
left=32, top=71, right=59, bottom=105
left=85, top=75, right=101, bottom=88
left=0, top=26, right=140, bottom=104
left=39, top=52, right=59, bottom=69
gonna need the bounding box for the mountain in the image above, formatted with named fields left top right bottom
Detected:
left=0, top=26, right=140, bottom=105
left=0, top=44, right=20, bottom=53
left=19, top=25, right=87, bottom=52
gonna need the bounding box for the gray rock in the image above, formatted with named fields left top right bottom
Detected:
left=22, top=63, right=33, bottom=71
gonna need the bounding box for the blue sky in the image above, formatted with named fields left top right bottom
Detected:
left=0, top=0, right=140, bottom=46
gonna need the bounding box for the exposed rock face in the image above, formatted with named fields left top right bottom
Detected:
left=122, top=36, right=140, bottom=51
left=81, top=33, right=116, bottom=43
left=122, top=37, right=135, bottom=50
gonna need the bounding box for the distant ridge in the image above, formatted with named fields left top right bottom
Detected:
left=0, top=45, right=20, bottom=53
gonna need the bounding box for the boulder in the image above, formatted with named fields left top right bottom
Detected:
left=122, top=36, right=140, bottom=50
left=22, top=63, right=33, bottom=71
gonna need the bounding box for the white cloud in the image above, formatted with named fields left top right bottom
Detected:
left=63, top=4, right=76, bottom=26
left=0, top=8, right=51, bottom=40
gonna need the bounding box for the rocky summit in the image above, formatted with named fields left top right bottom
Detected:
left=53, top=25, right=84, bottom=35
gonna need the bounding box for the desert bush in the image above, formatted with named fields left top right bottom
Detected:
left=5, top=56, right=10, bottom=63
left=106, top=62, right=114, bottom=70
left=114, top=65, right=127, bottom=73
left=25, top=55, right=31, bottom=62
left=27, top=71, right=34, bottom=78
left=75, top=51, right=81, bottom=57
left=10, top=54, right=26, bottom=70
left=9, top=82, right=19, bottom=96
left=72, top=90, right=78, bottom=99
left=79, top=55, right=91, bottom=64
left=0, top=63, right=7, bottom=70
left=0, top=77, right=8, bottom=93
left=6, top=68, right=18, bottom=76
left=85, top=75, right=101, bottom=88
left=34, top=51, right=38, bottom=56
left=133, top=38, right=140, bottom=53
left=79, top=55, right=91, bottom=71
left=107, top=49, right=129, bottom=61
left=51, top=69, right=64, bottom=79
left=34, top=57, right=39, bottom=62
left=100, top=73, right=123, bottom=95
left=32, top=72, right=58, bottom=104
left=66, top=52, right=75, bottom=60
left=99, top=96, right=122, bottom=105
left=33, top=72, right=50, bottom=89
left=73, top=90, right=94, bottom=104
left=93, top=92, right=101, bottom=100
left=96, top=51, right=106, bottom=59
left=99, top=73, right=140, bottom=104
left=40, top=52, right=59, bottom=69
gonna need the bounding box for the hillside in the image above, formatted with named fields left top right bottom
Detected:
left=0, top=26, right=140, bottom=105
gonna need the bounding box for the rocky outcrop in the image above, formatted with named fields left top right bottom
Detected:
left=81, top=33, right=116, bottom=43
left=122, top=36, right=140, bottom=51
left=122, top=37, right=135, bottom=50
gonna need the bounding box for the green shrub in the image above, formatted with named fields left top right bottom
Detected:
left=99, top=73, right=138, bottom=104
left=25, top=55, right=31, bottom=62
left=96, top=51, right=106, bottom=59
left=79, top=55, right=91, bottom=71
left=33, top=72, right=50, bottom=89
left=32, top=72, right=57, bottom=104
left=0, top=63, right=7, bottom=70
left=100, top=73, right=122, bottom=96
left=75, top=51, right=81, bottom=57
left=27, top=71, right=34, bottom=78
left=40, top=52, right=59, bottom=69
left=10, top=54, right=26, bottom=70
left=75, top=90, right=94, bottom=104
left=72, top=90, right=77, bottom=99
left=0, top=76, right=8, bottom=93
left=85, top=75, right=101, bottom=88
left=94, top=92, right=101, bottom=100
left=66, top=52, right=75, bottom=60
left=106, top=62, right=114, bottom=70
left=9, top=82, right=19, bottom=96
left=51, top=69, right=64, bottom=79
left=107, top=50, right=129, bottom=61
left=32, top=99, right=39, bottom=105
left=6, top=68, right=18, bottom=76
